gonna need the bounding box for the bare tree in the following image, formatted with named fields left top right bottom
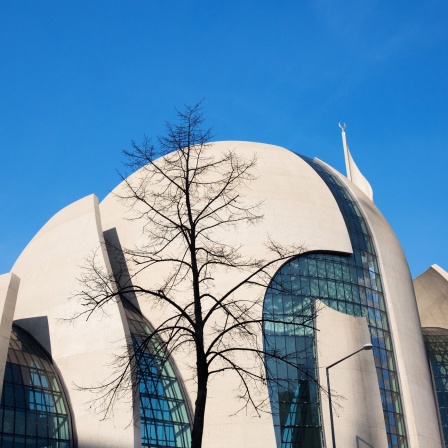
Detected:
left=74, top=103, right=318, bottom=448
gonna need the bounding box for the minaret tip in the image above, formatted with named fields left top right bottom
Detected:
left=340, top=123, right=351, bottom=179
left=338, top=123, right=374, bottom=201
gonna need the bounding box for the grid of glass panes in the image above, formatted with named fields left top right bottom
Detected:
left=122, top=300, right=191, bottom=448
left=263, top=286, right=323, bottom=448
left=423, top=327, right=448, bottom=446
left=0, top=326, right=72, bottom=448
left=301, top=155, right=408, bottom=448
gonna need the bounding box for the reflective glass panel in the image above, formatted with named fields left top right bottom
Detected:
left=122, top=300, right=191, bottom=448
left=263, top=156, right=408, bottom=448
left=0, top=326, right=72, bottom=447
left=423, top=327, right=448, bottom=447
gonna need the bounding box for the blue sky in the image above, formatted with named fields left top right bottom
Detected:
left=0, top=1, right=446, bottom=277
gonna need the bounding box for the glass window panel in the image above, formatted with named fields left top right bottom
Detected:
left=3, top=409, right=14, bottom=434
left=54, top=394, right=66, bottom=414
left=343, top=283, right=352, bottom=300
left=122, top=300, right=191, bottom=448
left=7, top=351, right=19, bottom=366
left=298, top=258, right=309, bottom=276
left=423, top=327, right=448, bottom=447
left=326, top=263, right=335, bottom=280
left=0, top=327, right=72, bottom=445
left=334, top=264, right=343, bottom=281
left=14, top=411, right=26, bottom=435
left=354, top=250, right=362, bottom=266
left=48, top=414, right=58, bottom=438
left=336, top=283, right=345, bottom=300
left=2, top=435, right=16, bottom=447
left=4, top=365, right=13, bottom=384
left=3, top=383, right=14, bottom=407
left=327, top=281, right=336, bottom=298
left=308, top=260, right=317, bottom=277
left=310, top=279, right=319, bottom=296
left=36, top=414, right=47, bottom=437
left=58, top=416, right=69, bottom=439
left=318, top=280, right=328, bottom=298
left=346, top=302, right=354, bottom=316
left=341, top=264, right=351, bottom=282
left=262, top=156, right=409, bottom=448
left=337, top=301, right=347, bottom=314
left=317, top=261, right=326, bottom=278
left=300, top=278, right=310, bottom=295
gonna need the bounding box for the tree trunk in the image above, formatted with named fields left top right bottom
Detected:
left=191, top=355, right=208, bottom=448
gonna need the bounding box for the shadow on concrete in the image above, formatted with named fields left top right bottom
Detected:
left=104, top=227, right=140, bottom=311
left=14, top=315, right=52, bottom=355
left=356, top=435, right=374, bottom=448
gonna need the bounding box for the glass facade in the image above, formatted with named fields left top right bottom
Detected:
left=122, top=299, right=191, bottom=448
left=0, top=325, right=72, bottom=448
left=423, top=327, right=448, bottom=447
left=263, top=289, right=322, bottom=448
left=263, top=156, right=408, bottom=448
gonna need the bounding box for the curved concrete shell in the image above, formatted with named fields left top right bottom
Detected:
left=100, top=141, right=353, bottom=260
left=316, top=301, right=387, bottom=448
left=11, top=195, right=136, bottom=447
left=414, top=265, right=448, bottom=329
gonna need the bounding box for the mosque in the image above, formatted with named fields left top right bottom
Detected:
left=0, top=127, right=447, bottom=447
